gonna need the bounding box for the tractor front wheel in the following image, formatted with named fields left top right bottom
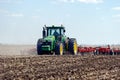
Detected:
left=55, top=42, right=64, bottom=55
left=68, top=38, right=78, bottom=55
left=37, top=39, right=43, bottom=55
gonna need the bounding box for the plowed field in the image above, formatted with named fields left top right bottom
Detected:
left=0, top=55, right=120, bottom=80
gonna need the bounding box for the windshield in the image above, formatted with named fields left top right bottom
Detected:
left=47, top=28, right=64, bottom=36
left=48, top=29, right=60, bottom=36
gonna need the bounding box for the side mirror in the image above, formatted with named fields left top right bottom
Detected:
left=63, top=29, right=66, bottom=33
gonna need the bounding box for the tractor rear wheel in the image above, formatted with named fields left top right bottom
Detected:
left=37, top=39, right=43, bottom=55
left=55, top=42, right=63, bottom=55
left=68, top=38, right=78, bottom=55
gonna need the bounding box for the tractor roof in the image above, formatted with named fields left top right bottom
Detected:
left=45, top=25, right=65, bottom=29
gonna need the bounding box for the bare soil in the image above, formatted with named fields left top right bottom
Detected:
left=0, top=55, right=120, bottom=80
left=0, top=45, right=120, bottom=80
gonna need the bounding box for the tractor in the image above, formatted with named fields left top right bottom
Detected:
left=37, top=25, right=78, bottom=55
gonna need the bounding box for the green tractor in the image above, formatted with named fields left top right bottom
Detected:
left=37, top=25, right=78, bottom=55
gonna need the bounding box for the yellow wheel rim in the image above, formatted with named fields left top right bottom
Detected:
left=66, top=42, right=68, bottom=50
left=73, top=41, right=77, bottom=55
left=60, top=44, right=63, bottom=55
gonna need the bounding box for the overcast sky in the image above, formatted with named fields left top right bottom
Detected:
left=0, top=0, right=120, bottom=45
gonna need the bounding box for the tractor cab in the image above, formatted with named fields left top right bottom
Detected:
left=43, top=25, right=65, bottom=40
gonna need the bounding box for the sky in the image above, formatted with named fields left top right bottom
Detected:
left=0, top=0, right=120, bottom=45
